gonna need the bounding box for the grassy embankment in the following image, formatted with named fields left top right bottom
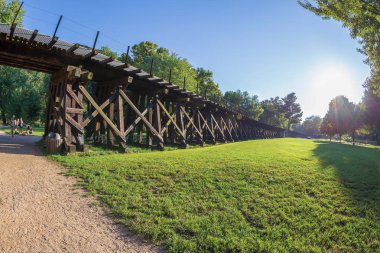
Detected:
left=51, top=138, right=380, bottom=252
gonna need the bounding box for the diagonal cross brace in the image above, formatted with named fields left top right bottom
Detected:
left=119, top=89, right=164, bottom=143
left=156, top=99, right=185, bottom=139
left=79, top=85, right=125, bottom=143
left=180, top=107, right=202, bottom=138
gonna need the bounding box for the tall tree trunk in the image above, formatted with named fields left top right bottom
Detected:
left=339, top=134, right=342, bottom=143
left=287, top=121, right=291, bottom=137
left=1, top=111, right=6, bottom=125
left=329, top=135, right=331, bottom=142
left=352, top=131, right=355, bottom=146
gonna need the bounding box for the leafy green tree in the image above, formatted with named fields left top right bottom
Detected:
left=129, top=41, right=225, bottom=99
left=195, top=68, right=223, bottom=99
left=320, top=115, right=335, bottom=142
left=301, top=115, right=322, bottom=136
left=0, top=0, right=24, bottom=24
left=324, top=96, right=356, bottom=143
left=98, top=46, right=118, bottom=59
left=282, top=92, right=303, bottom=131
left=349, top=103, right=363, bottom=145
left=223, top=90, right=263, bottom=120
left=361, top=85, right=380, bottom=141
left=260, top=97, right=287, bottom=128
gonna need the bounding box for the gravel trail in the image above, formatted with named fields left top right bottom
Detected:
left=0, top=131, right=160, bottom=253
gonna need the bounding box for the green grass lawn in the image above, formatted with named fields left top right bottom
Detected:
left=2, top=126, right=44, bottom=136
left=51, top=138, right=380, bottom=252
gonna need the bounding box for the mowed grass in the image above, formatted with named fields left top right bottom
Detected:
left=51, top=138, right=380, bottom=252
left=3, top=126, right=44, bottom=136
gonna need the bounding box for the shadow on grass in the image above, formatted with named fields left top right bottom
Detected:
left=313, top=141, right=380, bottom=214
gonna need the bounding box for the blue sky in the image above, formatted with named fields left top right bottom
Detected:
left=21, top=0, right=370, bottom=118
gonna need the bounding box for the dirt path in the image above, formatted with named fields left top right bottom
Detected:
left=0, top=131, right=160, bottom=253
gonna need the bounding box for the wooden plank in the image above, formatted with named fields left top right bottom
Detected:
left=67, top=87, right=84, bottom=109
left=211, top=114, right=224, bottom=138
left=119, top=89, right=163, bottom=143
left=108, top=100, right=115, bottom=146
left=118, top=91, right=124, bottom=134
left=198, top=110, right=215, bottom=139
left=9, top=24, right=16, bottom=40
left=81, top=94, right=116, bottom=127
left=181, top=107, right=202, bottom=138
left=99, top=57, right=114, bottom=64
left=65, top=114, right=84, bottom=134
left=66, top=44, right=79, bottom=54
left=79, top=85, right=125, bottom=142
left=28, top=29, right=38, bottom=44
left=156, top=99, right=185, bottom=138
left=124, top=108, right=148, bottom=136
left=221, top=117, right=233, bottom=139
left=66, top=107, right=84, bottom=114
left=47, top=37, right=58, bottom=48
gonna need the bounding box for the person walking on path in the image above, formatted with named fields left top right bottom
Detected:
left=11, top=115, right=15, bottom=138
left=19, top=117, right=24, bottom=133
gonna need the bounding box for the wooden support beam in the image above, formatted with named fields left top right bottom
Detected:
left=119, top=89, right=163, bottom=143
left=198, top=110, right=215, bottom=141
left=180, top=107, right=203, bottom=139
left=65, top=114, right=84, bottom=134
left=66, top=44, right=80, bottom=54
left=156, top=99, right=185, bottom=138
left=79, top=85, right=125, bottom=143
left=9, top=23, right=16, bottom=40
left=47, top=36, right=58, bottom=48
left=117, top=87, right=125, bottom=134
left=67, top=86, right=84, bottom=108
left=28, top=29, right=38, bottom=44
left=81, top=94, right=116, bottom=127
left=124, top=108, right=148, bottom=136
left=99, top=57, right=114, bottom=64
left=66, top=107, right=84, bottom=114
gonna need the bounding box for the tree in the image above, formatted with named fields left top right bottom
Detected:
left=298, top=0, right=380, bottom=96
left=301, top=115, right=322, bottom=136
left=320, top=116, right=335, bottom=142
left=98, top=46, right=118, bottom=59
left=349, top=104, right=362, bottom=145
left=361, top=85, right=380, bottom=142
left=282, top=92, right=303, bottom=131
left=0, top=0, right=24, bottom=24
left=260, top=97, right=287, bottom=128
left=0, top=1, right=49, bottom=125
left=323, top=96, right=357, bottom=143
left=195, top=68, right=223, bottom=100
left=223, top=90, right=263, bottom=120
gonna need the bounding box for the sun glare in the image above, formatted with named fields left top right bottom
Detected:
left=300, top=62, right=363, bottom=117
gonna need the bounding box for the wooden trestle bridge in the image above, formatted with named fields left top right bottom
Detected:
left=0, top=23, right=299, bottom=152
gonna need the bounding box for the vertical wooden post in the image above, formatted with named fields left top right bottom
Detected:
left=146, top=96, right=153, bottom=147
left=117, top=85, right=126, bottom=152
left=153, top=95, right=164, bottom=150
left=107, top=94, right=115, bottom=147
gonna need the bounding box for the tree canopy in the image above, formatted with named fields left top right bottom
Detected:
left=321, top=95, right=360, bottom=143
left=282, top=92, right=303, bottom=131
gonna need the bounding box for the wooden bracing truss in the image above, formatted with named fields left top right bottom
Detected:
left=45, top=66, right=285, bottom=152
